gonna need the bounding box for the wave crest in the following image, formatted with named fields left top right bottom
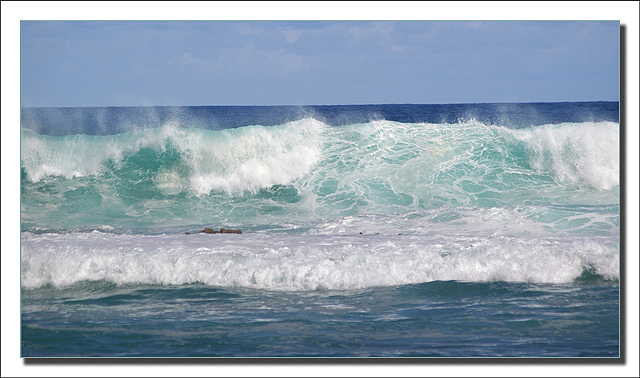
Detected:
left=181, top=118, right=325, bottom=195
left=21, top=118, right=327, bottom=196
left=21, top=119, right=620, bottom=231
left=501, top=121, right=619, bottom=190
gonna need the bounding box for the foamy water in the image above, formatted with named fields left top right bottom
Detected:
left=20, top=103, right=620, bottom=358
left=20, top=118, right=620, bottom=231
left=21, top=231, right=618, bottom=290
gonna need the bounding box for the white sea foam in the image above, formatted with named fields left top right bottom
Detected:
left=501, top=121, right=619, bottom=190
left=306, top=205, right=619, bottom=238
left=178, top=118, right=326, bottom=195
left=21, top=120, right=619, bottom=194
left=20, top=130, right=123, bottom=181
left=21, top=119, right=620, bottom=231
left=21, top=231, right=619, bottom=290
left=20, top=124, right=184, bottom=182
left=21, top=118, right=327, bottom=196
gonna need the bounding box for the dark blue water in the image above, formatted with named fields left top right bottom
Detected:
left=22, top=280, right=619, bottom=357
left=20, top=102, right=618, bottom=135
left=21, top=102, right=620, bottom=358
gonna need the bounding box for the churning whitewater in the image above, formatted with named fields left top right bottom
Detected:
left=21, top=231, right=618, bottom=290
left=20, top=118, right=619, bottom=230
left=20, top=105, right=619, bottom=290
left=20, top=103, right=620, bottom=358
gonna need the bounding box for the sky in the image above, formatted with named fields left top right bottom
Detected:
left=20, top=19, right=620, bottom=107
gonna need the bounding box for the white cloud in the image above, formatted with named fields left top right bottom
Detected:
left=260, top=49, right=309, bottom=74
left=165, top=52, right=212, bottom=71
left=280, top=27, right=303, bottom=44
left=390, top=45, right=408, bottom=52
left=466, top=21, right=483, bottom=30
left=236, top=24, right=264, bottom=36
left=349, top=22, right=393, bottom=42
left=214, top=43, right=310, bottom=76
left=176, top=52, right=205, bottom=67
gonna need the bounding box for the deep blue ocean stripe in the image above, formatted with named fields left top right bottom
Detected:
left=21, top=102, right=618, bottom=135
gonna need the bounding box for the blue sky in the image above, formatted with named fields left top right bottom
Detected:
left=20, top=20, right=619, bottom=107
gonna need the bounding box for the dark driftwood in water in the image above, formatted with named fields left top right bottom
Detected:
left=186, top=228, right=243, bottom=235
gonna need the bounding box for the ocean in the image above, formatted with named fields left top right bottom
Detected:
left=20, top=102, right=620, bottom=358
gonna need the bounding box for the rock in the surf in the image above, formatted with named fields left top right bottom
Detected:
left=220, top=228, right=242, bottom=234
left=196, top=227, right=242, bottom=234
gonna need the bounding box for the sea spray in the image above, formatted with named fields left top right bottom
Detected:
left=21, top=118, right=620, bottom=231
left=502, top=121, right=619, bottom=190
left=20, top=103, right=620, bottom=358
left=182, top=118, right=325, bottom=195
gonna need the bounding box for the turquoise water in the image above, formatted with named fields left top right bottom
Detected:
left=20, top=117, right=619, bottom=233
left=20, top=103, right=620, bottom=357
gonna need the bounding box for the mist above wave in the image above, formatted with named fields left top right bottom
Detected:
left=20, top=118, right=620, bottom=231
